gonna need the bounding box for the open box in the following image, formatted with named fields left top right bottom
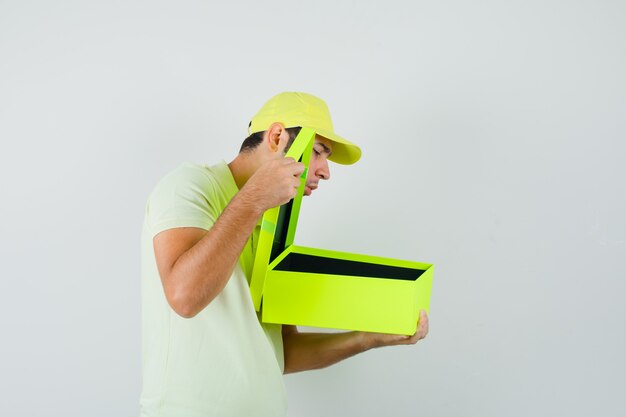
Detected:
left=249, top=128, right=434, bottom=335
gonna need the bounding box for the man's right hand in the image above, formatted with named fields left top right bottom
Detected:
left=241, top=157, right=305, bottom=211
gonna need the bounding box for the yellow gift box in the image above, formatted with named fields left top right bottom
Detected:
left=250, top=128, right=434, bottom=335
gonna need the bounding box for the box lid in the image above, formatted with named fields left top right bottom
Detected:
left=249, top=127, right=315, bottom=311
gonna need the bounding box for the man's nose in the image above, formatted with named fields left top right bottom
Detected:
left=316, top=159, right=331, bottom=180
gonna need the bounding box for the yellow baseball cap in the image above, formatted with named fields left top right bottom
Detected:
left=248, top=92, right=362, bottom=165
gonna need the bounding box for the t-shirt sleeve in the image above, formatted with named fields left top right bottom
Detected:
left=145, top=164, right=219, bottom=238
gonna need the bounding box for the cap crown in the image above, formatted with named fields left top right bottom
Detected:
left=249, top=92, right=333, bottom=135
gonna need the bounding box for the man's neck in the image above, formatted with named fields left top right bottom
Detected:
left=228, top=153, right=261, bottom=190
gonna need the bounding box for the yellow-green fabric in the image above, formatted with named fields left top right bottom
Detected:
left=140, top=161, right=286, bottom=417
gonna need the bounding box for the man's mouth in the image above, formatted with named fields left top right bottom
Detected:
left=305, top=184, right=318, bottom=195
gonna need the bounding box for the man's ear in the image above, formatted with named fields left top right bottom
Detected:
left=265, top=122, right=284, bottom=153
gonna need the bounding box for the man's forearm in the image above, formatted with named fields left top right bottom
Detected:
left=164, top=190, right=263, bottom=317
left=282, top=329, right=375, bottom=374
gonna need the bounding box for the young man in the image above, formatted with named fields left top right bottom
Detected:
left=140, top=92, right=429, bottom=417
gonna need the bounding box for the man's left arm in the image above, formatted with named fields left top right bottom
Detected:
left=281, top=310, right=429, bottom=374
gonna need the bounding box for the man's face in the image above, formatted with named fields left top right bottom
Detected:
left=304, top=135, right=332, bottom=196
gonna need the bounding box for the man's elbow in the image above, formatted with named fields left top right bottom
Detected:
left=167, top=288, right=201, bottom=319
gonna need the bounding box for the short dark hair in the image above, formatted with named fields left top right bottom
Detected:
left=239, top=126, right=302, bottom=154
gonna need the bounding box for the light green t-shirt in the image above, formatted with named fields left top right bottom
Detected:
left=140, top=161, right=286, bottom=417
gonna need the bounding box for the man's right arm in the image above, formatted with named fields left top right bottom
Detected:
left=153, top=158, right=304, bottom=318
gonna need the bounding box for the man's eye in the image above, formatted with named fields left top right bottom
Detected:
left=313, top=149, right=321, bottom=156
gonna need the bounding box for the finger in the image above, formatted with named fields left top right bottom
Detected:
left=417, top=311, right=429, bottom=339
left=420, top=310, right=429, bottom=332
left=403, top=313, right=428, bottom=344
left=279, top=158, right=304, bottom=175
left=292, top=162, right=305, bottom=176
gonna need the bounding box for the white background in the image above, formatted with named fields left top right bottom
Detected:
left=1, top=0, right=624, bottom=416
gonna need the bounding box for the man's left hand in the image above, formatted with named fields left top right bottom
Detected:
left=360, top=310, right=429, bottom=348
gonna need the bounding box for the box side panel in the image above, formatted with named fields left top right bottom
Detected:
left=284, top=128, right=314, bottom=247
left=415, top=265, right=434, bottom=314
left=249, top=206, right=280, bottom=311
left=263, top=271, right=419, bottom=335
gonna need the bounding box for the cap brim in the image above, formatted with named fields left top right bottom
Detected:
left=311, top=127, right=362, bottom=165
